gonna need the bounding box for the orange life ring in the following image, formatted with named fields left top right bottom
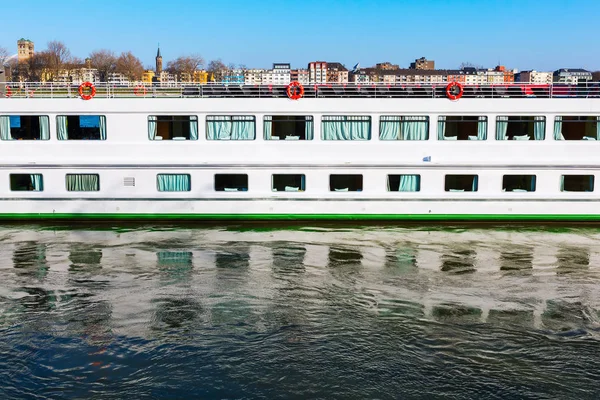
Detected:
left=134, top=85, right=147, bottom=96
left=5, top=86, right=12, bottom=98
left=446, top=81, right=464, bottom=100
left=286, top=81, right=304, bottom=100
left=79, top=81, right=96, bottom=100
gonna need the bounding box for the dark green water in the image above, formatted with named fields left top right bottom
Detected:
left=0, top=224, right=599, bottom=399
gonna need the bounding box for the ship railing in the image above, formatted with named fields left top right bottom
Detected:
left=1, top=82, right=600, bottom=99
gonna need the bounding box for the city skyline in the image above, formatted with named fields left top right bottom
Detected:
left=2, top=0, right=599, bottom=71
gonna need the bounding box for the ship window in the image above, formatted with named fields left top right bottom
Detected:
left=445, top=175, right=478, bottom=192
left=206, top=116, right=255, bottom=140
left=502, top=175, right=536, bottom=192
left=148, top=116, right=198, bottom=140
left=215, top=174, right=248, bottom=191
left=57, top=115, right=106, bottom=140
left=0, top=116, right=50, bottom=140
left=66, top=174, right=100, bottom=191
left=157, top=174, right=191, bottom=192
left=264, top=116, right=313, bottom=140
left=10, top=174, right=43, bottom=191
left=322, top=116, right=371, bottom=140
left=496, top=116, right=545, bottom=140
left=330, top=174, right=363, bottom=191
left=380, top=116, right=429, bottom=140
left=554, top=116, right=599, bottom=140
left=438, top=116, right=487, bottom=140
left=272, top=174, right=305, bottom=192
left=388, top=175, right=420, bottom=192
left=561, top=175, right=594, bottom=192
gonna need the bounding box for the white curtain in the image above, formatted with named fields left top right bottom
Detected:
left=534, top=116, right=545, bottom=140
left=148, top=116, right=157, bottom=140
left=399, top=175, right=420, bottom=192
left=554, top=117, right=563, bottom=140
left=437, top=116, right=446, bottom=140
left=99, top=116, right=106, bottom=140
left=30, top=174, right=43, bottom=191
left=264, top=116, right=272, bottom=139
left=57, top=116, right=68, bottom=140
left=322, top=116, right=370, bottom=140
left=0, top=116, right=11, bottom=140
left=189, top=116, right=198, bottom=140
left=477, top=117, right=487, bottom=140
left=39, top=116, right=50, bottom=140
left=496, top=116, right=508, bottom=140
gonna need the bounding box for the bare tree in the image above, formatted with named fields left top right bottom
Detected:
left=45, top=41, right=72, bottom=80
left=459, top=61, right=484, bottom=70
left=89, top=49, right=117, bottom=82
left=0, top=46, right=9, bottom=66
left=115, top=51, right=144, bottom=81
left=166, top=54, right=205, bottom=82
left=207, top=59, right=227, bottom=81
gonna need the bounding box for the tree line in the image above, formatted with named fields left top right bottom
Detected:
left=0, top=41, right=241, bottom=82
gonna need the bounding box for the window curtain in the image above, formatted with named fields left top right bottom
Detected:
left=39, top=116, right=50, bottom=140
left=399, top=175, right=420, bottom=192
left=554, top=118, right=563, bottom=140
left=322, top=116, right=370, bottom=140
left=477, top=117, right=487, bottom=140
left=148, top=116, right=157, bottom=140
left=207, top=117, right=232, bottom=140
left=437, top=116, right=446, bottom=140
left=403, top=117, right=428, bottom=140
left=534, top=117, right=545, bottom=140
left=30, top=174, right=43, bottom=191
left=496, top=116, right=508, bottom=140
left=66, top=174, right=99, bottom=191
left=189, top=116, right=198, bottom=140
left=472, top=176, right=478, bottom=191
left=264, top=116, right=272, bottom=139
left=157, top=174, right=191, bottom=192
left=530, top=176, right=536, bottom=192
left=57, top=116, right=68, bottom=140
left=207, top=116, right=255, bottom=140
left=380, top=116, right=401, bottom=140
left=560, top=176, right=565, bottom=191
left=99, top=116, right=107, bottom=140
left=305, top=119, right=313, bottom=140
left=231, top=116, right=255, bottom=140
left=0, top=116, right=11, bottom=140
left=597, top=117, right=600, bottom=140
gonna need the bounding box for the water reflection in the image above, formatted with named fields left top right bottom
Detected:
left=500, top=245, right=534, bottom=272
left=440, top=248, right=476, bottom=274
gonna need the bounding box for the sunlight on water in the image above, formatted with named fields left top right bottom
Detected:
left=0, top=224, right=600, bottom=398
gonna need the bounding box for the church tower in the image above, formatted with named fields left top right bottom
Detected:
left=155, top=45, right=163, bottom=75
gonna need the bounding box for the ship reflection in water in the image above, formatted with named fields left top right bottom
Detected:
left=1, top=225, right=600, bottom=398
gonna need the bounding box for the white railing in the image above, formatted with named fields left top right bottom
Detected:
left=1, top=82, right=600, bottom=99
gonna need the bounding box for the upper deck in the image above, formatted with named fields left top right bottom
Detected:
left=3, top=82, right=600, bottom=99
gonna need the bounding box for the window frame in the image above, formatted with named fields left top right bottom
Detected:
left=57, top=115, right=107, bottom=141
left=321, top=115, right=372, bottom=141
left=444, top=174, right=479, bottom=192
left=263, top=115, right=314, bottom=141
left=206, top=115, right=256, bottom=141
left=438, top=116, right=487, bottom=141
left=495, top=116, right=546, bottom=141
left=9, top=173, right=44, bottom=192
left=271, top=174, right=306, bottom=192
left=329, top=174, right=364, bottom=192
left=65, top=173, right=100, bottom=192
left=214, top=173, right=249, bottom=192
left=148, top=115, right=198, bottom=141
left=502, top=174, right=537, bottom=192
left=379, top=116, right=429, bottom=141
left=156, top=173, right=192, bottom=192
left=1, top=115, right=51, bottom=141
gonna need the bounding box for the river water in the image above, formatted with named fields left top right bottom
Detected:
left=0, top=224, right=599, bottom=399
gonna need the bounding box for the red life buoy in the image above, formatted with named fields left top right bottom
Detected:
left=446, top=82, right=464, bottom=100
left=79, top=81, right=96, bottom=100
left=5, top=86, right=12, bottom=98
left=134, top=85, right=147, bottom=96
left=286, top=81, right=304, bottom=100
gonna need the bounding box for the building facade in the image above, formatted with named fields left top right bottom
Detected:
left=553, top=68, right=593, bottom=84
left=17, top=38, right=34, bottom=63
left=291, top=69, right=309, bottom=85
left=410, top=57, right=435, bottom=70
left=326, top=63, right=349, bottom=83
left=308, top=62, right=327, bottom=84
left=516, top=70, right=553, bottom=84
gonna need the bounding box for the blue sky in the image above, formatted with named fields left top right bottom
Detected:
left=2, top=0, right=598, bottom=71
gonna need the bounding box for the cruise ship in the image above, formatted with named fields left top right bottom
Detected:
left=1, top=80, right=600, bottom=221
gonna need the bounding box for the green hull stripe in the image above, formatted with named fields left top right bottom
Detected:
left=0, top=213, right=600, bottom=221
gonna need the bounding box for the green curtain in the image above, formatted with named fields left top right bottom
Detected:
left=189, top=116, right=198, bottom=140
left=554, top=118, right=563, bottom=140
left=30, top=174, right=43, bottom=191
left=0, top=116, right=11, bottom=140
left=597, top=117, right=600, bottom=140
left=437, top=116, right=446, bottom=140
left=380, top=116, right=401, bottom=140
left=496, top=116, right=508, bottom=140
left=39, top=116, right=50, bottom=140
left=305, top=119, right=313, bottom=140
left=534, top=117, right=545, bottom=140
left=66, top=174, right=99, bottom=191
left=57, top=116, right=68, bottom=140
left=403, top=116, right=428, bottom=140
left=322, top=116, right=371, bottom=140
left=264, top=116, right=273, bottom=139
left=477, top=117, right=487, bottom=140
left=472, top=176, right=478, bottom=192
left=148, top=116, right=157, bottom=140
left=157, top=174, right=191, bottom=191
left=207, top=116, right=255, bottom=140
left=99, top=116, right=107, bottom=140
left=560, top=176, right=565, bottom=191
left=231, top=116, right=255, bottom=140
left=399, top=175, right=420, bottom=192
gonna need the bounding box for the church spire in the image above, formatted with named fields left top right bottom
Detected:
left=156, top=43, right=161, bottom=58
left=155, top=43, right=163, bottom=75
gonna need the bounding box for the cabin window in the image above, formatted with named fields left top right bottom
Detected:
left=206, top=116, right=255, bottom=140
left=388, top=175, right=420, bottom=192
left=502, top=175, right=536, bottom=192
left=264, top=116, right=313, bottom=140
left=445, top=175, right=478, bottom=192
left=215, top=174, right=248, bottom=191
left=66, top=174, right=100, bottom=191
left=322, top=116, right=371, bottom=140
left=157, top=174, right=191, bottom=192
left=330, top=175, right=363, bottom=191
left=380, top=116, right=429, bottom=140
left=272, top=174, right=305, bottom=192
left=0, top=116, right=50, bottom=140
left=496, top=116, right=545, bottom=140
left=10, top=174, right=43, bottom=191
left=438, top=116, right=487, bottom=140
left=554, top=116, right=599, bottom=140
left=148, top=116, right=198, bottom=140
left=57, top=115, right=106, bottom=140
left=561, top=175, right=594, bottom=192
